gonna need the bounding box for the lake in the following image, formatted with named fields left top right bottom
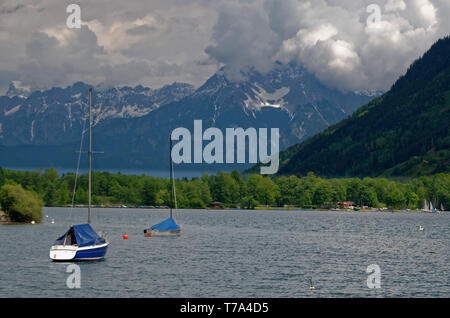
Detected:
left=1, top=167, right=213, bottom=179
left=0, top=208, right=448, bottom=298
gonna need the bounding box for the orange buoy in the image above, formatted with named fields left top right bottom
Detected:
left=123, top=233, right=129, bottom=240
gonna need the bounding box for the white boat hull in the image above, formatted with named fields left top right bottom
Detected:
left=49, top=242, right=109, bottom=261
left=144, top=229, right=181, bottom=237
left=49, top=245, right=77, bottom=261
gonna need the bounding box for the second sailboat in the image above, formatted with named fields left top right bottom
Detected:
left=144, top=136, right=181, bottom=237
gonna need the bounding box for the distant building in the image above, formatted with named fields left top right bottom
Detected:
left=338, top=201, right=356, bottom=209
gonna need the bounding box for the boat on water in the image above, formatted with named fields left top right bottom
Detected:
left=422, top=200, right=440, bottom=213
left=50, top=88, right=109, bottom=261
left=423, top=200, right=432, bottom=213
left=51, top=224, right=108, bottom=261
left=144, top=136, right=181, bottom=237
left=145, top=217, right=180, bottom=237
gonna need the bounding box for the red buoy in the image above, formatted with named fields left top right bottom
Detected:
left=123, top=233, right=129, bottom=240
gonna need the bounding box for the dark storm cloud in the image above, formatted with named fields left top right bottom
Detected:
left=0, top=0, right=448, bottom=94
left=205, top=3, right=282, bottom=81
left=0, top=0, right=218, bottom=93
left=0, top=4, right=25, bottom=15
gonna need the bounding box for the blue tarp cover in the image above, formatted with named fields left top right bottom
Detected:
left=151, top=217, right=180, bottom=231
left=54, top=224, right=106, bottom=247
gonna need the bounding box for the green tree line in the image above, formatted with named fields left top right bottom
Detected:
left=0, top=167, right=449, bottom=210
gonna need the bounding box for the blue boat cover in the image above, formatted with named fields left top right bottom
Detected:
left=151, top=218, right=180, bottom=231
left=54, top=224, right=106, bottom=247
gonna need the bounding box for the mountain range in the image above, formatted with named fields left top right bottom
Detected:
left=0, top=63, right=376, bottom=171
left=269, top=36, right=450, bottom=177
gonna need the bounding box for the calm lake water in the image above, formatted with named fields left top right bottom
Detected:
left=0, top=208, right=448, bottom=298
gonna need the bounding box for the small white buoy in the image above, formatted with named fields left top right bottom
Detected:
left=31, top=220, right=35, bottom=224
left=51, top=219, right=55, bottom=224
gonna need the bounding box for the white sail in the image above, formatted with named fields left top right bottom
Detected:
left=430, top=201, right=433, bottom=210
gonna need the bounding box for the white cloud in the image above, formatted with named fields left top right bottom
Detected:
left=385, top=0, right=407, bottom=12
left=414, top=0, right=437, bottom=27
left=206, top=0, right=447, bottom=92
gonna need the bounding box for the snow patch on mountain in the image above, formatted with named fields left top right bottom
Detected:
left=354, top=89, right=384, bottom=97
left=244, top=85, right=290, bottom=110
left=116, top=105, right=152, bottom=119
left=4, top=104, right=22, bottom=116
left=30, top=120, right=35, bottom=141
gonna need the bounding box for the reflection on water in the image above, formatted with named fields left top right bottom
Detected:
left=0, top=208, right=448, bottom=298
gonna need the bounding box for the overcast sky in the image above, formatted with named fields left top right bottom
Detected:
left=0, top=0, right=449, bottom=94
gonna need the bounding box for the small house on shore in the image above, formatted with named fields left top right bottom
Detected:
left=338, top=201, right=356, bottom=209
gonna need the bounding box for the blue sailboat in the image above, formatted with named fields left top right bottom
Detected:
left=144, top=136, right=181, bottom=237
left=50, top=88, right=109, bottom=261
left=50, top=224, right=108, bottom=261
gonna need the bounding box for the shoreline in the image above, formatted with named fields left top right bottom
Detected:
left=0, top=220, right=39, bottom=225
left=41, top=205, right=445, bottom=214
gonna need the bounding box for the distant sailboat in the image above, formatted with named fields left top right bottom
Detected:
left=144, top=136, right=181, bottom=237
left=49, top=88, right=109, bottom=261
left=423, top=200, right=431, bottom=212
left=423, top=200, right=440, bottom=213
left=430, top=201, right=440, bottom=213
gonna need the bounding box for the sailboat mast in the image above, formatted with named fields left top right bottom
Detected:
left=169, top=135, right=173, bottom=219
left=88, top=88, right=92, bottom=224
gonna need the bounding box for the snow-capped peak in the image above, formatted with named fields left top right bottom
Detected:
left=6, top=81, right=31, bottom=98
